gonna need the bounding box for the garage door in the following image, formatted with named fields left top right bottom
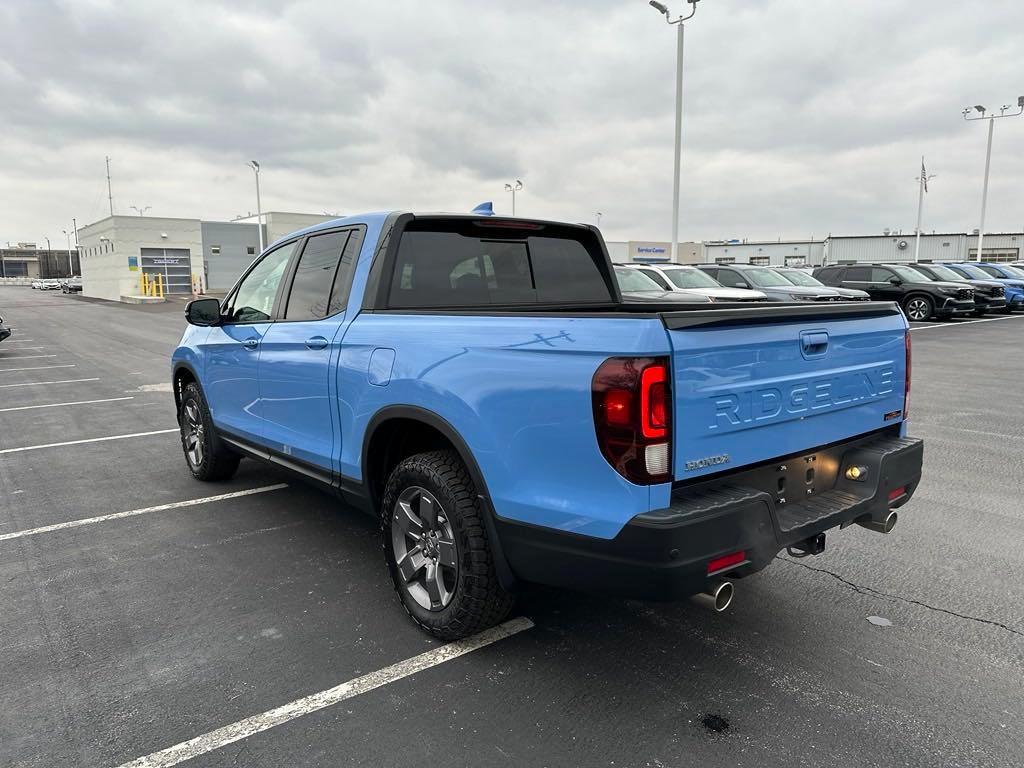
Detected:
left=140, top=248, right=193, bottom=294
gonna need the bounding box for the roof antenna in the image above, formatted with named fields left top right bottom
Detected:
left=471, top=201, right=495, bottom=216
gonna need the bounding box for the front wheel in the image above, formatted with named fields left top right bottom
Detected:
left=179, top=382, right=241, bottom=481
left=902, top=295, right=934, bottom=322
left=382, top=450, right=513, bottom=640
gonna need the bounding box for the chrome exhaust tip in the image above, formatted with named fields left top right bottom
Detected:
left=693, top=580, right=734, bottom=612
left=857, top=510, right=898, bottom=534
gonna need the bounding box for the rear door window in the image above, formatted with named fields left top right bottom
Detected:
left=388, top=223, right=613, bottom=308
left=844, top=266, right=871, bottom=281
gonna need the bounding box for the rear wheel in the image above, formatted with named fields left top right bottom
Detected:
left=902, top=295, right=934, bottom=322
left=382, top=450, right=513, bottom=639
left=179, top=382, right=240, bottom=481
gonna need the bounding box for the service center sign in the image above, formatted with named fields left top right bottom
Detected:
left=629, top=241, right=670, bottom=262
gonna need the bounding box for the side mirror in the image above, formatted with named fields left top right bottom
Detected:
left=889, top=277, right=903, bottom=286
left=185, top=297, right=222, bottom=326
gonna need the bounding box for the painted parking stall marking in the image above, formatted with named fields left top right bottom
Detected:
left=0, top=396, right=135, bottom=413
left=0, top=377, right=99, bottom=389
left=0, top=354, right=58, bottom=360
left=0, top=364, right=76, bottom=373
left=0, top=428, right=179, bottom=455
left=111, top=617, right=534, bottom=768
left=910, top=314, right=1024, bottom=331
left=0, top=485, right=289, bottom=542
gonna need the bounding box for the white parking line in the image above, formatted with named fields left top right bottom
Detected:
left=0, top=354, right=57, bottom=360
left=910, top=314, right=1024, bottom=331
left=0, top=377, right=99, bottom=389
left=0, top=485, right=289, bottom=542
left=111, top=616, right=534, bottom=768
left=0, top=396, right=134, bottom=413
left=2, top=345, right=44, bottom=349
left=0, top=364, right=75, bottom=373
left=0, top=428, right=178, bottom=454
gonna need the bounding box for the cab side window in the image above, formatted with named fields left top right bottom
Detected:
left=225, top=242, right=297, bottom=323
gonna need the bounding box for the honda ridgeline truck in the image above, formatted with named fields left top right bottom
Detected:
left=172, top=212, right=923, bottom=639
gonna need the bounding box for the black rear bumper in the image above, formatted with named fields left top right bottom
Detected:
left=496, top=431, right=923, bottom=600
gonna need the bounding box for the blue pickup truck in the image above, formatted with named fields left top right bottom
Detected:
left=172, top=212, right=923, bottom=638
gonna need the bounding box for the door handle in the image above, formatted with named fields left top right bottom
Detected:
left=800, top=330, right=829, bottom=358
left=305, top=336, right=329, bottom=350
left=243, top=338, right=260, bottom=350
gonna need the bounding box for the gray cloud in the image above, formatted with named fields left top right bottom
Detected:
left=1, top=0, right=1022, bottom=245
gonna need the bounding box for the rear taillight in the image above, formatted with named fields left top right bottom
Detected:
left=904, top=331, right=911, bottom=419
left=592, top=357, right=672, bottom=484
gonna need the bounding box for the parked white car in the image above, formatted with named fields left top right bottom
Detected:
left=617, top=263, right=768, bottom=302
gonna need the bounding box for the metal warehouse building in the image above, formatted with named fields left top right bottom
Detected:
left=77, top=212, right=333, bottom=301
left=824, top=232, right=1023, bottom=264
left=703, top=239, right=825, bottom=267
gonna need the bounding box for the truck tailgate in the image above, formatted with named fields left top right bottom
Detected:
left=663, top=304, right=908, bottom=480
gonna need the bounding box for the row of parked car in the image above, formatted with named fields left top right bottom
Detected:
left=614, top=261, right=1024, bottom=321
left=30, top=277, right=82, bottom=293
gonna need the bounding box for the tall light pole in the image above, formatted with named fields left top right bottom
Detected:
left=130, top=205, right=151, bottom=216
left=596, top=211, right=603, bottom=227
left=72, top=217, right=79, bottom=276
left=913, top=157, right=936, bottom=263
left=963, top=98, right=1023, bottom=261
left=504, top=179, right=523, bottom=216
left=249, top=160, right=264, bottom=253
left=649, top=0, right=701, bottom=263
left=63, top=229, right=74, bottom=275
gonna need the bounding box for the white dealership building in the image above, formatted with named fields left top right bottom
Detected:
left=76, top=212, right=334, bottom=302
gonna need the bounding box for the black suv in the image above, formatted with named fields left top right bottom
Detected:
left=813, top=263, right=975, bottom=321
left=899, top=263, right=1005, bottom=317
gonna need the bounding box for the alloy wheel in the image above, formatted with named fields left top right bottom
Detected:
left=906, top=298, right=930, bottom=321
left=391, top=486, right=458, bottom=611
left=183, top=400, right=205, bottom=468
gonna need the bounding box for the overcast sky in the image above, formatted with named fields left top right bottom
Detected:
left=2, top=0, right=1023, bottom=247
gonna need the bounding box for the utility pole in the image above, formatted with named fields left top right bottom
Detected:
left=648, top=1, right=703, bottom=263
left=913, top=157, right=935, bottom=263
left=962, top=98, right=1023, bottom=261
left=72, top=217, right=79, bottom=276
left=105, top=156, right=114, bottom=216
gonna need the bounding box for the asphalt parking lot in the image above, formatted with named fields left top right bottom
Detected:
left=1, top=285, right=1022, bottom=768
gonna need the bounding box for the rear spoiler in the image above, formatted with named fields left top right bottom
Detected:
left=661, top=301, right=904, bottom=330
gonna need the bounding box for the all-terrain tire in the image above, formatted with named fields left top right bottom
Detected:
left=381, top=450, right=514, bottom=639
left=179, top=381, right=241, bottom=481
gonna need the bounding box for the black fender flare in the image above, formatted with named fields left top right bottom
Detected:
left=362, top=405, right=517, bottom=590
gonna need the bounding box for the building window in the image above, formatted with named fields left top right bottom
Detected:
left=714, top=256, right=736, bottom=265
left=749, top=256, right=770, bottom=266
left=211, top=246, right=221, bottom=255
left=942, top=242, right=950, bottom=247
left=247, top=246, right=256, bottom=255
left=784, top=255, right=806, bottom=266
left=968, top=248, right=1019, bottom=262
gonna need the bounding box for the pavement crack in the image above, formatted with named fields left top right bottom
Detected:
left=777, top=556, right=1024, bottom=638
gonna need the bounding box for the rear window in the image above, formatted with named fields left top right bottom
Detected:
left=388, top=221, right=613, bottom=308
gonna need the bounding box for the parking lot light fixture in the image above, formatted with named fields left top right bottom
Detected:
left=963, top=98, right=1024, bottom=261
left=504, top=180, right=523, bottom=216
left=249, top=160, right=264, bottom=253
left=648, top=0, right=703, bottom=263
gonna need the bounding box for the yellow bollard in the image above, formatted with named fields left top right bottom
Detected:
left=157, top=273, right=164, bottom=298
left=141, top=273, right=148, bottom=296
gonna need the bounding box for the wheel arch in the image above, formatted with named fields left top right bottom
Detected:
left=361, top=405, right=516, bottom=589
left=172, top=362, right=200, bottom=421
